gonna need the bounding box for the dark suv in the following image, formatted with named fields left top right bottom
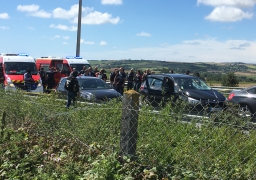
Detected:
left=140, top=73, right=227, bottom=112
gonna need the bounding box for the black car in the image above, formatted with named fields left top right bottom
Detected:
left=56, top=76, right=122, bottom=102
left=228, top=85, right=256, bottom=117
left=140, top=73, right=227, bottom=112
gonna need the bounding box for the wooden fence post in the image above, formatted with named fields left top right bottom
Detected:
left=120, top=90, right=140, bottom=157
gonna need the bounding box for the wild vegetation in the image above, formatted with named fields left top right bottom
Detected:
left=1, top=89, right=256, bottom=179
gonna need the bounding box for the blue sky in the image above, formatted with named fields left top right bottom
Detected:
left=0, top=0, right=256, bottom=63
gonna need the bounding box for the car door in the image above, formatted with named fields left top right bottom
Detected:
left=56, top=78, right=67, bottom=96
left=146, top=77, right=164, bottom=104
left=162, top=77, right=178, bottom=101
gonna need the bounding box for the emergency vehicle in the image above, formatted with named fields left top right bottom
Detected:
left=0, top=53, right=43, bottom=92
left=35, top=56, right=72, bottom=86
left=65, top=56, right=91, bottom=72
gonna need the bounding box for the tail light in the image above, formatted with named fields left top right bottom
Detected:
left=140, top=85, right=144, bottom=90
left=228, top=93, right=235, bottom=101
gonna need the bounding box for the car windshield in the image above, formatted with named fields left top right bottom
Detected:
left=174, top=77, right=211, bottom=90
left=4, top=62, right=38, bottom=75
left=70, top=64, right=91, bottom=72
left=79, top=79, right=111, bottom=90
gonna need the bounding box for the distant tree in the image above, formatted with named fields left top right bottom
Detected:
left=221, top=72, right=239, bottom=87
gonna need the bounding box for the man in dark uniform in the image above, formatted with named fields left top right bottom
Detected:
left=127, top=68, right=134, bottom=90
left=65, top=71, right=80, bottom=108
left=39, top=67, right=46, bottom=91
left=119, top=67, right=126, bottom=94
left=46, top=67, right=56, bottom=90
left=0, top=65, right=5, bottom=88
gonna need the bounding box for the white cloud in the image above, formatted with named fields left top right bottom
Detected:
left=197, top=0, right=256, bottom=8
left=50, top=24, right=77, bottom=31
left=54, top=35, right=60, bottom=38
left=52, top=4, right=93, bottom=19
left=0, top=26, right=9, bottom=30
left=81, top=38, right=256, bottom=63
left=80, top=11, right=120, bottom=24
left=28, top=26, right=34, bottom=30
left=0, top=13, right=9, bottom=19
left=100, top=41, right=107, bottom=45
left=17, top=4, right=40, bottom=12
left=17, top=4, right=121, bottom=25
left=205, top=6, right=253, bottom=22
left=31, top=10, right=51, bottom=18
left=63, top=36, right=70, bottom=40
left=17, top=4, right=51, bottom=18
left=81, top=39, right=95, bottom=44
left=101, top=0, right=123, bottom=5
left=63, top=42, right=68, bottom=45
left=136, top=31, right=152, bottom=37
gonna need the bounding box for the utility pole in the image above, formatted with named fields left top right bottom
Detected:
left=76, top=0, right=82, bottom=57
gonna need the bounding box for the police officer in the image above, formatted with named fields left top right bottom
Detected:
left=24, top=68, right=33, bottom=92
left=65, top=71, right=80, bottom=108
left=127, top=68, right=135, bottom=90
left=39, top=67, right=46, bottom=91
left=46, top=67, right=56, bottom=90
left=0, top=65, right=5, bottom=88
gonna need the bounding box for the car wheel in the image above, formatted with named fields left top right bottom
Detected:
left=239, top=104, right=254, bottom=117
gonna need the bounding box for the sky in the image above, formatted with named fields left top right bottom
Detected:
left=0, top=0, right=256, bottom=63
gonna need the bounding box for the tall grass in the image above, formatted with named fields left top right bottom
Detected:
left=1, top=89, right=256, bottom=179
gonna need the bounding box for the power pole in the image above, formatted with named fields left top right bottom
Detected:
left=76, top=0, right=82, bottom=57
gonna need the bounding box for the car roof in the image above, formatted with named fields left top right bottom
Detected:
left=61, top=76, right=99, bottom=80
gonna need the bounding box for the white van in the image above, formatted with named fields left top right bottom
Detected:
left=65, top=56, right=91, bottom=72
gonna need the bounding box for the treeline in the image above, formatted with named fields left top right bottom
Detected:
left=89, top=60, right=256, bottom=83
left=160, top=68, right=256, bottom=83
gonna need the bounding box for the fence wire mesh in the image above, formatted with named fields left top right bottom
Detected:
left=1, top=89, right=256, bottom=179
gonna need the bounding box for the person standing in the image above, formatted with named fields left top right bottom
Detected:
left=88, top=67, right=96, bottom=77
left=39, top=67, right=46, bottom=91
left=98, top=69, right=107, bottom=82
left=142, top=69, right=151, bottom=82
left=134, top=70, right=142, bottom=92
left=119, top=67, right=126, bottom=94
left=46, top=67, right=56, bottom=90
left=127, top=68, right=135, bottom=90
left=64, top=71, right=80, bottom=108
left=110, top=68, right=116, bottom=88
left=114, top=69, right=123, bottom=95
left=24, top=68, right=33, bottom=92
left=0, top=65, right=5, bottom=88
left=79, top=66, right=87, bottom=76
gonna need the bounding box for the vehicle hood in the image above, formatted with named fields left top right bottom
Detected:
left=183, top=89, right=226, bottom=101
left=80, top=89, right=122, bottom=99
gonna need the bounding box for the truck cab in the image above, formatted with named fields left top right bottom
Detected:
left=0, top=53, right=43, bottom=92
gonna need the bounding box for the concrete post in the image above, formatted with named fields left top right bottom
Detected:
left=120, top=90, right=140, bottom=157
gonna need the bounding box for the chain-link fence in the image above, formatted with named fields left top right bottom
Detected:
left=1, top=89, right=256, bottom=179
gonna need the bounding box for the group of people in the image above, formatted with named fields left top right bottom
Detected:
left=109, top=67, right=152, bottom=95
left=78, top=66, right=107, bottom=82
left=38, top=67, right=67, bottom=91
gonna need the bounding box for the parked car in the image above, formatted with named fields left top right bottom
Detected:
left=228, top=85, right=256, bottom=117
left=140, top=73, right=227, bottom=113
left=56, top=76, right=122, bottom=102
